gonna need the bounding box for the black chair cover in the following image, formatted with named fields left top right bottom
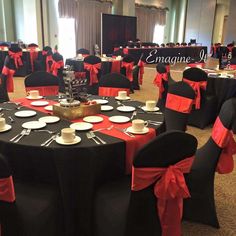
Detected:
left=99, top=72, right=130, bottom=88
left=76, top=48, right=90, bottom=55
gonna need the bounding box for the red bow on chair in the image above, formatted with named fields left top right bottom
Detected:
left=28, top=46, right=38, bottom=72
left=138, top=60, right=145, bottom=85
left=8, top=51, right=23, bottom=69
left=132, top=157, right=194, bottom=236
left=2, top=66, right=15, bottom=92
left=84, top=63, right=101, bottom=85
left=212, top=117, right=236, bottom=174
left=51, top=60, right=64, bottom=76
left=0, top=176, right=15, bottom=202
left=122, top=61, right=134, bottom=82
left=153, top=72, right=168, bottom=99
left=183, top=78, right=207, bottom=109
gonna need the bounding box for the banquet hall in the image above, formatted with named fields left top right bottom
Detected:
left=0, top=0, right=236, bottom=236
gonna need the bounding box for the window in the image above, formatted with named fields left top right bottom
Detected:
left=153, top=24, right=165, bottom=44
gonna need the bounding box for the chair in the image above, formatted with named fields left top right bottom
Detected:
left=0, top=153, right=63, bottom=236
left=112, top=48, right=125, bottom=57
left=98, top=73, right=130, bottom=97
left=181, top=42, right=187, bottom=46
left=35, top=46, right=53, bottom=73
left=83, top=55, right=102, bottom=95
left=184, top=98, right=236, bottom=228
left=93, top=131, right=198, bottom=236
left=27, top=43, right=39, bottom=72
left=165, top=81, right=195, bottom=131
left=182, top=67, right=217, bottom=129
left=76, top=48, right=90, bottom=57
left=24, top=71, right=59, bottom=96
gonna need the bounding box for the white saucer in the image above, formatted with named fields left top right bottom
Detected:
left=44, top=105, right=53, bottom=111
left=38, top=116, right=60, bottom=124
left=0, top=124, right=12, bottom=132
left=92, top=99, right=108, bottom=105
left=109, top=116, right=130, bottom=123
left=31, top=101, right=49, bottom=107
left=26, top=96, right=43, bottom=100
left=56, top=136, right=81, bottom=145
left=83, top=116, right=104, bottom=123
left=126, top=126, right=149, bottom=134
left=115, top=96, right=131, bottom=101
left=22, top=121, right=47, bottom=129
left=101, top=105, right=113, bottom=111
left=141, top=106, right=159, bottom=112
left=117, top=106, right=135, bottom=112
left=70, top=122, right=93, bottom=131
left=15, top=110, right=37, bottom=118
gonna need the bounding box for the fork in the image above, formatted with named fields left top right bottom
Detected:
left=34, top=129, right=57, bottom=134
left=86, top=132, right=100, bottom=144
left=10, top=129, right=27, bottom=142
left=92, top=125, right=113, bottom=133
left=13, top=129, right=31, bottom=143
left=88, top=131, right=106, bottom=144
left=130, top=110, right=137, bottom=120
left=113, top=127, right=135, bottom=138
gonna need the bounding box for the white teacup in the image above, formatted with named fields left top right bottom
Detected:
left=61, top=128, right=76, bottom=143
left=132, top=119, right=148, bottom=132
left=27, top=90, right=39, bottom=98
left=118, top=91, right=127, bottom=99
left=0, top=118, right=6, bottom=130
left=77, top=53, right=83, bottom=59
left=102, top=54, right=106, bottom=58
left=145, top=100, right=156, bottom=111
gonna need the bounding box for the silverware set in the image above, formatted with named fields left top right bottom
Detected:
left=113, top=127, right=135, bottom=138
left=86, top=131, right=106, bottom=144
left=34, top=129, right=57, bottom=134
left=146, top=120, right=163, bottom=126
left=8, top=116, right=14, bottom=123
left=40, top=133, right=60, bottom=147
left=10, top=129, right=31, bottom=143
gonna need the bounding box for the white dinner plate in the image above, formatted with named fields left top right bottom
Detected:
left=141, top=106, right=160, bottom=112
left=38, top=116, right=60, bottom=124
left=31, top=101, right=49, bottom=107
left=0, top=124, right=12, bottom=132
left=26, top=96, right=43, bottom=100
left=70, top=122, right=93, bottom=131
left=115, top=96, right=131, bottom=101
left=92, top=99, right=109, bottom=105
left=22, top=121, right=47, bottom=130
left=126, top=126, right=149, bottom=134
left=14, top=110, right=37, bottom=118
left=83, top=116, right=104, bottom=123
left=44, top=105, right=53, bottom=111
left=117, top=106, right=135, bottom=112
left=101, top=105, right=114, bottom=111
left=56, top=136, right=81, bottom=145
left=109, top=116, right=130, bottom=123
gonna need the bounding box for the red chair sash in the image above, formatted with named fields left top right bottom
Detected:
left=42, top=50, right=53, bottom=73
left=2, top=66, right=15, bottom=92
left=138, top=60, right=145, bottom=85
left=166, top=93, right=193, bottom=113
left=51, top=60, right=64, bottom=76
left=0, top=176, right=15, bottom=202
left=98, top=87, right=130, bottom=97
left=132, top=157, right=194, bottom=236
left=153, top=72, right=168, bottom=99
left=8, top=51, right=23, bottom=69
left=84, top=63, right=101, bottom=85
left=122, top=61, right=134, bottom=82
left=25, top=86, right=59, bottom=96
left=111, top=60, right=121, bottom=73
left=28, top=47, right=39, bottom=72
left=182, top=78, right=207, bottom=109
left=165, top=65, right=170, bottom=73
left=211, top=117, right=236, bottom=174
left=227, top=46, right=234, bottom=53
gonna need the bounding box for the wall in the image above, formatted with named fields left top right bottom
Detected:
left=185, top=0, right=216, bottom=52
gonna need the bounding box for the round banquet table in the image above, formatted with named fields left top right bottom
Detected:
left=0, top=96, right=164, bottom=236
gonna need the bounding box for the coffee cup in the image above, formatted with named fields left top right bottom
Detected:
left=145, top=100, right=156, bottom=111
left=102, top=54, right=106, bottom=58
left=0, top=118, right=6, bottom=130
left=132, top=119, right=148, bottom=132
left=27, top=90, right=39, bottom=98
left=61, top=128, right=76, bottom=143
left=118, top=91, right=127, bottom=99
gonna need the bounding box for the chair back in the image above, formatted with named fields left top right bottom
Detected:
left=77, top=48, right=90, bottom=56
left=126, top=131, right=197, bottom=236
left=98, top=73, right=130, bottom=96
left=0, top=74, right=9, bottom=102
left=165, top=81, right=195, bottom=131
left=112, top=48, right=124, bottom=57
left=24, top=71, right=59, bottom=96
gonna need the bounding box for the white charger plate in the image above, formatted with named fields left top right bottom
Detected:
left=22, top=121, right=46, bottom=130
left=115, top=96, right=130, bottom=101
left=31, top=101, right=49, bottom=107
left=70, top=122, right=93, bottom=131
left=26, top=96, right=43, bottom=100
left=56, top=136, right=81, bottom=145
left=101, top=105, right=114, bottom=111
left=15, top=110, right=37, bottom=118
left=141, top=106, right=159, bottom=112
left=92, top=99, right=109, bottom=105
left=109, top=116, right=130, bottom=123
left=117, top=106, right=135, bottom=112
left=0, top=124, right=12, bottom=132
left=44, top=105, right=53, bottom=111
left=83, top=116, right=104, bottom=123
left=38, top=116, right=60, bottom=124
left=126, top=126, right=149, bottom=134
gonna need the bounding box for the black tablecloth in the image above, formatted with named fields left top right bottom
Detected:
left=0, top=97, right=164, bottom=236
left=127, top=46, right=207, bottom=64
